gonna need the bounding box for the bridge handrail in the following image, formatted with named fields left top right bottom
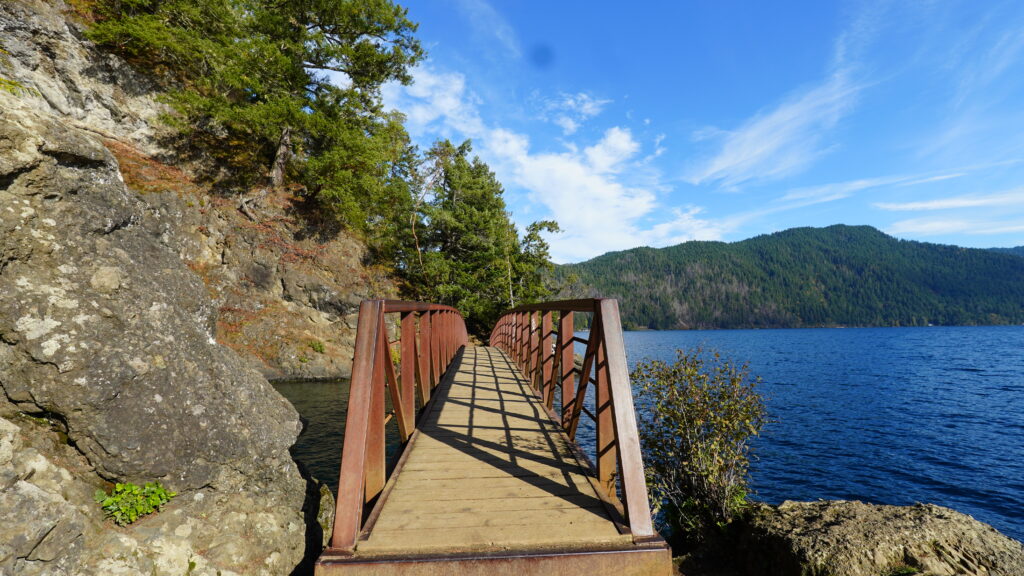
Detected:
left=330, top=299, right=468, bottom=553
left=488, top=298, right=656, bottom=540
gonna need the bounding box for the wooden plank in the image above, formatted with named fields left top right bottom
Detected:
left=390, top=473, right=597, bottom=492
left=360, top=525, right=630, bottom=553
left=372, top=506, right=616, bottom=531
left=401, top=451, right=578, bottom=468
left=567, top=319, right=601, bottom=440
left=595, top=328, right=617, bottom=499
left=381, top=320, right=410, bottom=442
left=395, top=465, right=589, bottom=480
left=365, top=313, right=387, bottom=503
left=418, top=312, right=431, bottom=403
left=541, top=311, right=553, bottom=406
left=375, top=495, right=606, bottom=515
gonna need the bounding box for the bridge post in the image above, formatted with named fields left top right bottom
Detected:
left=431, top=311, right=442, bottom=388
left=418, top=311, right=432, bottom=404
left=400, top=312, right=416, bottom=417
left=541, top=311, right=554, bottom=406
left=598, top=298, right=657, bottom=539
left=330, top=300, right=380, bottom=552
left=595, top=324, right=617, bottom=500
left=558, top=310, right=575, bottom=428
left=365, top=313, right=387, bottom=502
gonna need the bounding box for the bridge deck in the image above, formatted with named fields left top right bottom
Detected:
left=317, top=345, right=670, bottom=575
left=361, top=345, right=629, bottom=553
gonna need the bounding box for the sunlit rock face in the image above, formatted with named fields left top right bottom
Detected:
left=737, top=500, right=1024, bottom=576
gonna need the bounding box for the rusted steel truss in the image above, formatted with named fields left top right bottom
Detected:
left=330, top=300, right=469, bottom=554
left=488, top=299, right=656, bottom=540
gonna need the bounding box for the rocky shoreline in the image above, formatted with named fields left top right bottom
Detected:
left=740, top=500, right=1023, bottom=576
left=676, top=500, right=1024, bottom=576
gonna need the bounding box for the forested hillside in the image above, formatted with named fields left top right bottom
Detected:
left=990, top=246, right=1024, bottom=258
left=556, top=225, right=1024, bottom=329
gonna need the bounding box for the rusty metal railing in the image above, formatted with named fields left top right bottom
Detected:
left=488, top=298, right=656, bottom=541
left=329, top=300, right=468, bottom=553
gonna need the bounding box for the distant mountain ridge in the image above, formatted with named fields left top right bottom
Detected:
left=556, top=225, right=1024, bottom=330
left=990, top=246, right=1024, bottom=258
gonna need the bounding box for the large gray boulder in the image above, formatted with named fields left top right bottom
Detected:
left=738, top=500, right=1024, bottom=576
left=0, top=107, right=302, bottom=493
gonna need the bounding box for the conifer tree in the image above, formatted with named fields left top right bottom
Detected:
left=403, top=140, right=558, bottom=336
left=87, top=0, right=423, bottom=232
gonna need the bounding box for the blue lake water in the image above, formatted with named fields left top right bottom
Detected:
left=621, top=326, right=1024, bottom=542
left=274, top=325, right=1024, bottom=542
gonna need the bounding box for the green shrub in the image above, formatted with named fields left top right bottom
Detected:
left=308, top=340, right=325, bottom=354
left=632, top=348, right=767, bottom=545
left=94, top=481, right=175, bottom=526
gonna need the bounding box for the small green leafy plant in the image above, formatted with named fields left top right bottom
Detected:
left=94, top=482, right=175, bottom=526
left=308, top=340, right=325, bottom=354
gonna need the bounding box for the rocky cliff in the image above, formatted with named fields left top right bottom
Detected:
left=0, top=0, right=365, bottom=573
left=2, top=0, right=391, bottom=383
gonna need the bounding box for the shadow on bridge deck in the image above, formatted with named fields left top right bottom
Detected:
left=316, top=345, right=670, bottom=575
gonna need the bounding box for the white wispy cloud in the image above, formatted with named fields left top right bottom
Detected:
left=382, top=66, right=484, bottom=139
left=685, top=0, right=897, bottom=189
left=543, top=92, right=612, bottom=135
left=875, top=188, right=1024, bottom=211
left=454, top=0, right=521, bottom=59
left=895, top=173, right=966, bottom=187
left=917, top=5, right=1024, bottom=162
left=780, top=175, right=908, bottom=205
left=888, top=218, right=1024, bottom=236
left=952, top=23, right=1024, bottom=106
left=384, top=66, right=722, bottom=262
left=488, top=127, right=724, bottom=262
left=686, top=71, right=861, bottom=187
left=778, top=171, right=968, bottom=207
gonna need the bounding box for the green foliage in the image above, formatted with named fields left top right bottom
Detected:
left=990, top=246, right=1024, bottom=258
left=399, top=140, right=559, bottom=336
left=633, top=349, right=767, bottom=546
left=308, top=340, right=326, bottom=354
left=94, top=482, right=176, bottom=526
left=85, top=0, right=423, bottom=235
left=84, top=2, right=563, bottom=314
left=556, top=225, right=1024, bottom=329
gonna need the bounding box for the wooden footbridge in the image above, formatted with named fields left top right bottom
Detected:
left=315, top=299, right=670, bottom=575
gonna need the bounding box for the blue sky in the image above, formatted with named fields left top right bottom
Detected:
left=381, top=0, right=1024, bottom=263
